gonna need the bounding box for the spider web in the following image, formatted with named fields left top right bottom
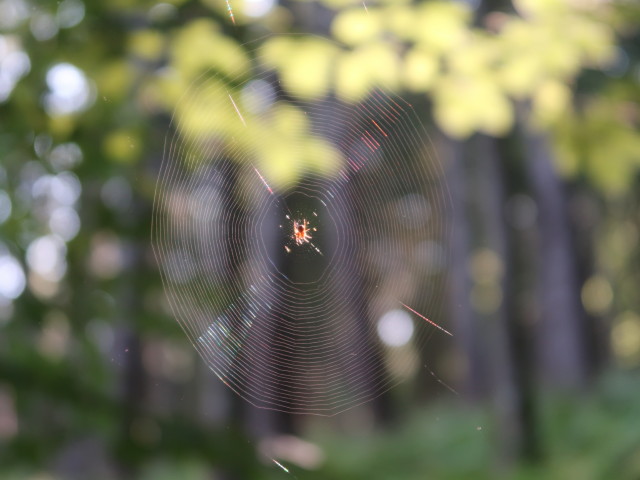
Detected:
left=152, top=36, right=452, bottom=416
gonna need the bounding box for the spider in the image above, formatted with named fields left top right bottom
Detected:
left=293, top=219, right=312, bottom=245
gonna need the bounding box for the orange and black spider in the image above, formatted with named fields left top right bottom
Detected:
left=293, top=219, right=312, bottom=245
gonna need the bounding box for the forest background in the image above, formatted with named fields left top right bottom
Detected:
left=1, top=0, right=639, bottom=479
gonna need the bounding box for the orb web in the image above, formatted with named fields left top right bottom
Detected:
left=152, top=36, right=451, bottom=415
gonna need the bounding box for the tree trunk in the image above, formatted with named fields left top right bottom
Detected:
left=520, top=127, right=589, bottom=389
left=440, top=134, right=488, bottom=398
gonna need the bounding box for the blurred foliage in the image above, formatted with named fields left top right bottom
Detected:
left=294, top=372, right=640, bottom=480
left=132, top=0, right=640, bottom=194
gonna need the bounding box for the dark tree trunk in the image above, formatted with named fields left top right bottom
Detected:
left=440, top=134, right=488, bottom=399
left=473, top=135, right=536, bottom=463
left=520, top=127, right=589, bottom=389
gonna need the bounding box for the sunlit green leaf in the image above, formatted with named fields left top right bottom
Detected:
left=513, top=0, right=569, bottom=19
left=103, top=129, right=141, bottom=164
left=412, top=1, right=471, bottom=53
left=332, top=8, right=383, bottom=46
left=170, top=20, right=249, bottom=80
left=433, top=75, right=513, bottom=138
left=261, top=37, right=338, bottom=99
left=402, top=47, right=438, bottom=93
left=385, top=4, right=416, bottom=40
left=128, top=30, right=165, bottom=62
left=531, top=80, right=571, bottom=127
left=335, top=43, right=399, bottom=102
left=97, top=60, right=135, bottom=102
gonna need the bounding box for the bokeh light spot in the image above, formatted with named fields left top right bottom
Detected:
left=26, top=234, right=67, bottom=282
left=0, top=35, right=30, bottom=101
left=56, top=0, right=85, bottom=29
left=612, top=311, right=640, bottom=367
left=469, top=248, right=504, bottom=285
left=0, top=190, right=11, bottom=224
left=0, top=0, right=29, bottom=30
left=0, top=254, right=26, bottom=300
left=581, top=275, right=613, bottom=315
left=377, top=309, right=415, bottom=347
left=44, top=62, right=93, bottom=115
left=242, top=0, right=275, bottom=18
left=49, top=206, right=81, bottom=241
